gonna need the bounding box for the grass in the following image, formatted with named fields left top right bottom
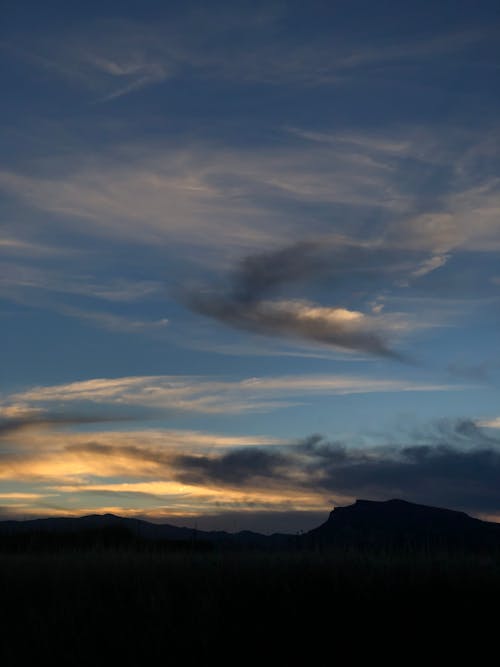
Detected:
left=1, top=547, right=499, bottom=662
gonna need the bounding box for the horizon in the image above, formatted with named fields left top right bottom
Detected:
left=2, top=496, right=499, bottom=535
left=2, top=1, right=500, bottom=533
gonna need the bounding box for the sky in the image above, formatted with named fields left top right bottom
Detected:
left=1, top=0, right=500, bottom=533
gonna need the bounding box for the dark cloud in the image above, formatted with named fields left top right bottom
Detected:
left=191, top=296, right=401, bottom=358
left=317, top=444, right=500, bottom=512
left=184, top=241, right=406, bottom=358
left=231, top=241, right=323, bottom=303
left=174, top=448, right=287, bottom=485
left=52, top=419, right=500, bottom=516
left=75, top=489, right=165, bottom=501
left=166, top=420, right=500, bottom=515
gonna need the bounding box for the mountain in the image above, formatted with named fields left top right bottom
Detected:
left=305, top=498, right=500, bottom=549
left=0, top=512, right=291, bottom=550
left=1, top=499, right=500, bottom=551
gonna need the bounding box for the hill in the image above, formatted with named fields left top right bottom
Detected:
left=1, top=498, right=500, bottom=551
left=305, top=498, right=500, bottom=549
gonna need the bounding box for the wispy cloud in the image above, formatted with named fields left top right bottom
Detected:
left=410, top=254, right=451, bottom=278
left=0, top=262, right=169, bottom=335
left=0, top=262, right=163, bottom=302
left=1, top=124, right=498, bottom=258
left=395, top=179, right=500, bottom=254
left=59, top=306, right=169, bottom=334
left=1, top=128, right=496, bottom=360
left=0, top=409, right=133, bottom=438
left=8, top=13, right=490, bottom=96
left=5, top=22, right=172, bottom=102
left=0, top=236, right=66, bottom=257
left=88, top=57, right=169, bottom=102
left=0, top=373, right=466, bottom=419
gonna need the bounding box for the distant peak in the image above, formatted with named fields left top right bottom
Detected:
left=328, top=497, right=473, bottom=523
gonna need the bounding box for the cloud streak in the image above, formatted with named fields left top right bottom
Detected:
left=0, top=262, right=163, bottom=302
left=0, top=410, right=134, bottom=438
left=2, top=124, right=499, bottom=263
left=1, top=373, right=462, bottom=417
left=185, top=242, right=407, bottom=358
left=9, top=14, right=490, bottom=96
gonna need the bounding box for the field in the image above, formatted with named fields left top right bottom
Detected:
left=1, top=547, right=499, bottom=662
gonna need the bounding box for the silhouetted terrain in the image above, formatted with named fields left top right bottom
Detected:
left=306, top=498, right=500, bottom=549
left=0, top=511, right=291, bottom=551
left=2, top=500, right=499, bottom=663
left=1, top=498, right=500, bottom=552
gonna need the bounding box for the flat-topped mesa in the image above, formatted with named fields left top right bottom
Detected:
left=308, top=498, right=500, bottom=549
left=328, top=498, right=469, bottom=521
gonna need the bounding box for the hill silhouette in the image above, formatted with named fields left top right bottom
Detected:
left=3, top=498, right=500, bottom=663
left=0, top=511, right=291, bottom=551
left=1, top=498, right=500, bottom=551
left=305, top=498, right=500, bottom=549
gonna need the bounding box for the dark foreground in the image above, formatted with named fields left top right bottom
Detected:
left=1, top=547, right=499, bottom=663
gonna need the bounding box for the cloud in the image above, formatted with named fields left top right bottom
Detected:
left=0, top=425, right=326, bottom=522
left=226, top=241, right=324, bottom=302
left=0, top=130, right=492, bottom=361
left=156, top=420, right=500, bottom=515
left=1, top=373, right=462, bottom=418
left=0, top=237, right=66, bottom=257
left=174, top=448, right=287, bottom=485
left=289, top=128, right=500, bottom=255
left=185, top=242, right=408, bottom=358
left=0, top=263, right=163, bottom=302
left=410, top=254, right=451, bottom=278
left=10, top=13, right=489, bottom=96
left=313, top=441, right=500, bottom=514
left=2, top=416, right=500, bottom=520
left=190, top=296, right=404, bottom=358
left=59, top=306, right=169, bottom=334
left=0, top=130, right=449, bottom=252
left=392, top=179, right=500, bottom=254
left=479, top=418, right=500, bottom=429
left=0, top=148, right=284, bottom=249
left=7, top=22, right=172, bottom=102
left=0, top=493, right=47, bottom=500
left=1, top=123, right=499, bottom=264
left=0, top=262, right=168, bottom=335
left=0, top=410, right=133, bottom=438
left=89, top=58, right=169, bottom=102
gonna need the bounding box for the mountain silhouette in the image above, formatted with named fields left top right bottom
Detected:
left=0, top=512, right=291, bottom=550
left=1, top=499, right=500, bottom=551
left=305, top=498, right=500, bottom=549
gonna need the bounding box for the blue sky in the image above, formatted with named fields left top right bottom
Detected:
left=1, top=1, right=500, bottom=531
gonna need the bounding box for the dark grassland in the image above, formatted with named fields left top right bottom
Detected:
left=1, top=547, right=499, bottom=662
